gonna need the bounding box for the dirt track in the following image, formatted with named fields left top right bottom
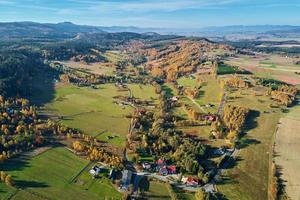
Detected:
left=275, top=117, right=300, bottom=200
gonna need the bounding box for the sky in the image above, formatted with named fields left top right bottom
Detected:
left=0, top=0, right=299, bottom=28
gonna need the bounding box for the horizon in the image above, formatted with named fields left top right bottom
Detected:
left=0, top=0, right=299, bottom=28
left=1, top=20, right=300, bottom=29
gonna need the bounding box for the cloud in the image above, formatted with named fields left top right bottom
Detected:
left=0, top=0, right=15, bottom=5
left=68, top=0, right=241, bottom=12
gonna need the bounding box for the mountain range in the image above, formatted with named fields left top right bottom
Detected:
left=0, top=21, right=300, bottom=41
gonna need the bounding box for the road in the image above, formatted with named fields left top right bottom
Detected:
left=217, top=91, right=227, bottom=116
left=187, top=96, right=207, bottom=113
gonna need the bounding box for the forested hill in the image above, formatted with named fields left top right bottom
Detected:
left=0, top=22, right=105, bottom=40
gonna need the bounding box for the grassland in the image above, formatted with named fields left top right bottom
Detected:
left=178, top=75, right=222, bottom=114
left=274, top=97, right=300, bottom=200
left=217, top=63, right=243, bottom=75
left=217, top=87, right=282, bottom=200
left=44, top=83, right=158, bottom=147
left=0, top=147, right=121, bottom=200
left=44, top=84, right=132, bottom=138
left=144, top=181, right=171, bottom=200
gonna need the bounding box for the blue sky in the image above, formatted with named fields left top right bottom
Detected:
left=0, top=0, right=299, bottom=28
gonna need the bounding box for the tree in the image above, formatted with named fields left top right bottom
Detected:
left=138, top=177, right=150, bottom=195
left=5, top=175, right=14, bottom=186
left=195, top=189, right=209, bottom=200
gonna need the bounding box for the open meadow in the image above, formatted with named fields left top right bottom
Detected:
left=217, top=86, right=282, bottom=200
left=0, top=147, right=121, bottom=200
left=43, top=83, right=158, bottom=147
left=274, top=97, right=300, bottom=200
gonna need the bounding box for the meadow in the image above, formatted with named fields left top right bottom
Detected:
left=0, top=147, right=121, bottom=200
left=217, top=87, right=282, bottom=200
left=274, top=96, right=300, bottom=199
left=44, top=83, right=158, bottom=147
left=177, top=75, right=222, bottom=114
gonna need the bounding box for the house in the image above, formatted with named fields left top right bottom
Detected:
left=205, top=114, right=216, bottom=122
left=205, top=103, right=213, bottom=108
left=213, top=148, right=225, bottom=156
left=89, top=165, right=104, bottom=176
left=182, top=176, right=199, bottom=186
left=171, top=96, right=179, bottom=102
left=142, top=162, right=152, bottom=170
left=156, top=158, right=165, bottom=166
left=159, top=167, right=168, bottom=176
left=168, top=165, right=177, bottom=174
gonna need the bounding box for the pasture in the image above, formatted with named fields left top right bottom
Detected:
left=144, top=181, right=171, bottom=200
left=217, top=87, right=282, bottom=200
left=44, top=83, right=158, bottom=147
left=274, top=99, right=300, bottom=200
left=0, top=147, right=120, bottom=200
left=178, top=75, right=222, bottom=114
left=44, top=84, right=132, bottom=138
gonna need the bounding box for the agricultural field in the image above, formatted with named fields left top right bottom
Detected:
left=217, top=86, right=282, bottom=200
left=143, top=181, right=171, bottom=200
left=0, top=147, right=120, bottom=200
left=177, top=75, right=222, bottom=114
left=224, top=54, right=300, bottom=85
left=62, top=61, right=116, bottom=76
left=43, top=83, right=158, bottom=147
left=61, top=51, right=129, bottom=76
left=44, top=84, right=132, bottom=138
left=274, top=98, right=300, bottom=200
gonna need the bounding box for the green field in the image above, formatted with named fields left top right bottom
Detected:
left=144, top=181, right=171, bottom=200
left=217, top=63, right=243, bottom=75
left=178, top=75, right=222, bottom=114
left=217, top=88, right=282, bottom=200
left=0, top=147, right=121, bottom=200
left=44, top=83, right=158, bottom=142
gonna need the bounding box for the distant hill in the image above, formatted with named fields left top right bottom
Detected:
left=0, top=21, right=299, bottom=41
left=0, top=21, right=105, bottom=40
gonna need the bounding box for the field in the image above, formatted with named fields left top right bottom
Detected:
left=0, top=147, right=121, bottom=200
left=61, top=50, right=128, bottom=76
left=217, top=86, right=282, bottom=200
left=144, top=181, right=171, bottom=200
left=62, top=61, right=116, bottom=76
left=177, top=75, right=222, bottom=114
left=274, top=99, right=300, bottom=200
left=224, top=54, right=300, bottom=85
left=43, top=83, right=158, bottom=147
left=44, top=84, right=132, bottom=138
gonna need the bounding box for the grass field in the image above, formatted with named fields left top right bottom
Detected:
left=0, top=147, right=121, bottom=200
left=274, top=97, right=300, bottom=200
left=177, top=75, right=222, bottom=114
left=44, top=84, right=132, bottom=138
left=144, top=181, right=171, bottom=200
left=44, top=83, right=158, bottom=147
left=217, top=88, right=282, bottom=200
left=217, top=63, right=243, bottom=75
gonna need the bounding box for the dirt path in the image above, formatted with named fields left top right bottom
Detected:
left=187, top=96, right=207, bottom=113
left=217, top=91, right=227, bottom=116
left=274, top=99, right=300, bottom=200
